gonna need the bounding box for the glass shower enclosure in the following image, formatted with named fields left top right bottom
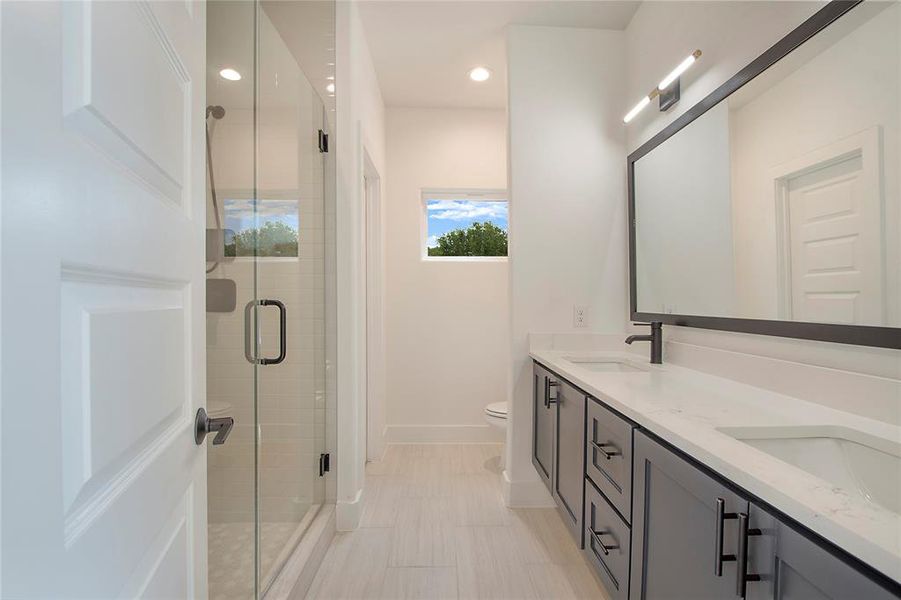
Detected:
left=205, top=2, right=335, bottom=598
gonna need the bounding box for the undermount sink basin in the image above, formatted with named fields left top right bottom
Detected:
left=561, top=357, right=647, bottom=373
left=718, top=425, right=901, bottom=515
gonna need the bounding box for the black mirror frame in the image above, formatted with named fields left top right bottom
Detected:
left=627, top=0, right=901, bottom=350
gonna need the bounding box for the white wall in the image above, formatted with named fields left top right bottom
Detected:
left=506, top=25, right=627, bottom=506
left=625, top=1, right=901, bottom=421
left=335, top=0, right=386, bottom=530
left=384, top=107, right=508, bottom=443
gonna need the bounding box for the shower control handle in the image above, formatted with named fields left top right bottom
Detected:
left=194, top=407, right=234, bottom=445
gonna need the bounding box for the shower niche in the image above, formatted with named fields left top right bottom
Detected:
left=205, top=1, right=336, bottom=598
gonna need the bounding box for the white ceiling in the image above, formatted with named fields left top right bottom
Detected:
left=358, top=1, right=641, bottom=109
left=206, top=1, right=335, bottom=113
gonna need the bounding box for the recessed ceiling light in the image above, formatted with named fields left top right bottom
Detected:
left=326, top=83, right=335, bottom=93
left=219, top=68, right=241, bottom=81
left=469, top=66, right=491, bottom=82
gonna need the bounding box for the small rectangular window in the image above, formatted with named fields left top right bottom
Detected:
left=423, top=190, right=508, bottom=259
left=223, top=198, right=299, bottom=257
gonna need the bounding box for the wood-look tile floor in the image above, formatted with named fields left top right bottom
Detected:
left=306, top=444, right=609, bottom=600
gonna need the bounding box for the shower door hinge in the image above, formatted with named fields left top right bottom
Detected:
left=319, top=452, right=330, bottom=476
left=318, top=130, right=329, bottom=153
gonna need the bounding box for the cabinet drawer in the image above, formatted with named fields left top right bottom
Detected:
left=584, top=478, right=630, bottom=600
left=586, top=397, right=634, bottom=522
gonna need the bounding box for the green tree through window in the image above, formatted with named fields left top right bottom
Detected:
left=224, top=221, right=298, bottom=257
left=428, top=221, right=507, bottom=257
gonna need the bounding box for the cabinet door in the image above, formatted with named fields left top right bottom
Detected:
left=631, top=430, right=748, bottom=599
left=746, top=503, right=900, bottom=600
left=554, top=378, right=586, bottom=545
left=532, top=362, right=555, bottom=492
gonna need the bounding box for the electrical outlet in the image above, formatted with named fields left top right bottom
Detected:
left=573, top=305, right=588, bottom=328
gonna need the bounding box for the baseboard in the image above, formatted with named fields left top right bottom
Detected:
left=335, top=487, right=362, bottom=531
left=264, top=504, right=335, bottom=600
left=384, top=424, right=505, bottom=443
left=501, top=469, right=555, bottom=508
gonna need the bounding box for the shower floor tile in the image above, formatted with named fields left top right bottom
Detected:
left=209, top=518, right=309, bottom=600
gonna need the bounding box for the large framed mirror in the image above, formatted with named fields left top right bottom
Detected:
left=628, top=0, right=901, bottom=349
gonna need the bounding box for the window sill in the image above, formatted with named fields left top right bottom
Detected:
left=421, top=256, right=508, bottom=263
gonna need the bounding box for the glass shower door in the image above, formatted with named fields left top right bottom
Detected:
left=252, top=2, right=328, bottom=594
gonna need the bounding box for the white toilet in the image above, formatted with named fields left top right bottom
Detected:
left=484, top=402, right=507, bottom=470
left=484, top=401, right=507, bottom=429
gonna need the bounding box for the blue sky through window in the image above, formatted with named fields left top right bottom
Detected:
left=224, top=198, right=299, bottom=234
left=426, top=198, right=508, bottom=248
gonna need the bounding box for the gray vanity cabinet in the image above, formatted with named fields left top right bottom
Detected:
left=532, top=362, right=555, bottom=493
left=745, top=504, right=898, bottom=600
left=554, top=377, right=586, bottom=545
left=631, top=430, right=748, bottom=599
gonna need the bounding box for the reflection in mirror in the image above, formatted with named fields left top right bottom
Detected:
left=634, top=1, right=900, bottom=328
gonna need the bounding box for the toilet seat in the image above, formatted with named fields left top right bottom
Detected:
left=484, top=402, right=507, bottom=419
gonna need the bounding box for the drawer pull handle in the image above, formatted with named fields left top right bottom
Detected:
left=590, top=528, right=620, bottom=556
left=590, top=439, right=621, bottom=460
left=714, top=497, right=737, bottom=576
left=736, top=512, right=762, bottom=598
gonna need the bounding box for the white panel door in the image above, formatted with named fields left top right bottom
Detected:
left=780, top=129, right=884, bottom=325
left=1, top=1, right=208, bottom=598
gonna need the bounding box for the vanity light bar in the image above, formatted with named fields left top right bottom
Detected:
left=623, top=49, right=702, bottom=124
left=623, top=91, right=657, bottom=124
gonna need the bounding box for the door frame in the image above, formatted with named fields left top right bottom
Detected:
left=362, top=148, right=385, bottom=462
left=771, top=126, right=884, bottom=321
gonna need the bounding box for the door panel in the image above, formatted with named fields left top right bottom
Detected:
left=532, top=363, right=554, bottom=491
left=63, top=1, right=191, bottom=204
left=631, top=431, right=748, bottom=599
left=782, top=129, right=884, bottom=324
left=554, top=378, right=585, bottom=545
left=1, top=1, right=207, bottom=597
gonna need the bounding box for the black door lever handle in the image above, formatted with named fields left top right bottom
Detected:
left=194, top=407, right=235, bottom=445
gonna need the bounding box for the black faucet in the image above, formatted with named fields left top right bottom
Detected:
left=625, top=322, right=663, bottom=364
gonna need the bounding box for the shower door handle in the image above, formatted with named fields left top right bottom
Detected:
left=244, top=299, right=287, bottom=365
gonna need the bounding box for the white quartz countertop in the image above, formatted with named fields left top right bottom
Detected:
left=529, top=348, right=901, bottom=584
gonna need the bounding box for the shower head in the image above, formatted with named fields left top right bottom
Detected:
left=206, top=105, right=226, bottom=120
